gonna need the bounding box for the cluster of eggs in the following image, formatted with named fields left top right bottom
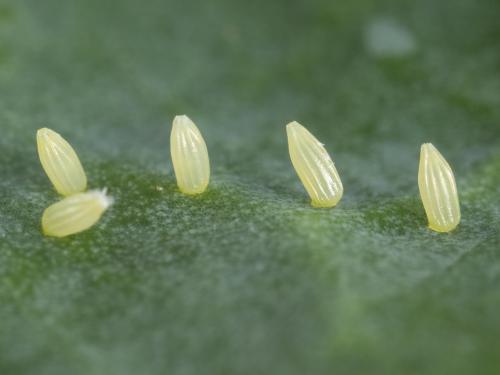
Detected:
left=37, top=116, right=460, bottom=237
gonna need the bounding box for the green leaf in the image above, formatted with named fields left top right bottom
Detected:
left=1, top=0, right=499, bottom=374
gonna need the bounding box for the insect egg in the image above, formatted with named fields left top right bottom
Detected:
left=286, top=121, right=343, bottom=208
left=42, top=190, right=113, bottom=237
left=170, top=115, right=210, bottom=195
left=37, top=128, right=87, bottom=196
left=418, top=143, right=460, bottom=232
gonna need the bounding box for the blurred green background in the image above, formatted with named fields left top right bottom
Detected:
left=1, top=0, right=499, bottom=374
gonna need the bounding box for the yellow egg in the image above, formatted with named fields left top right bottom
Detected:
left=42, top=190, right=113, bottom=237
left=287, top=121, right=343, bottom=208
left=170, top=115, right=210, bottom=195
left=37, top=128, right=87, bottom=196
left=418, top=143, right=460, bottom=232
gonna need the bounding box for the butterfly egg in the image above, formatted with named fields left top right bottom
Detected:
left=37, top=128, right=87, bottom=196
left=42, top=190, right=113, bottom=237
left=418, top=143, right=460, bottom=233
left=170, top=115, right=210, bottom=195
left=286, top=121, right=343, bottom=208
